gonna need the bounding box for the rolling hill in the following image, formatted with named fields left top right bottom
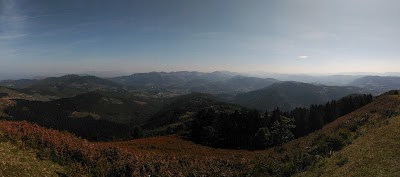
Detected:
left=4, top=89, right=164, bottom=124
left=0, top=79, right=36, bottom=89
left=220, top=75, right=278, bottom=90
left=348, top=76, right=400, bottom=94
left=1, top=75, right=122, bottom=98
left=142, top=92, right=244, bottom=134
left=234, top=81, right=365, bottom=111
left=0, top=86, right=56, bottom=117
left=2, top=90, right=165, bottom=141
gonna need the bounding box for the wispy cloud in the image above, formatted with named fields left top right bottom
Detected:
left=298, top=55, right=309, bottom=59
left=0, top=33, right=27, bottom=40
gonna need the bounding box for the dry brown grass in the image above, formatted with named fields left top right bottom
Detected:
left=0, top=141, right=65, bottom=177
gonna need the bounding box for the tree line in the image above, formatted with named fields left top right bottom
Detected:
left=189, top=94, right=373, bottom=150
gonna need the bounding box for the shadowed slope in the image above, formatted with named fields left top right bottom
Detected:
left=234, top=81, right=364, bottom=111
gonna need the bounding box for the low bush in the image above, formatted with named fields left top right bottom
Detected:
left=381, top=109, right=398, bottom=118
left=336, top=157, right=348, bottom=167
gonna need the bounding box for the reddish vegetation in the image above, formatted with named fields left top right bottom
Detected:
left=0, top=94, right=398, bottom=176
left=100, top=135, right=257, bottom=156
left=0, top=121, right=263, bottom=176
left=0, top=121, right=134, bottom=176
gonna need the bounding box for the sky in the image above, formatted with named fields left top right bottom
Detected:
left=1, top=0, right=400, bottom=76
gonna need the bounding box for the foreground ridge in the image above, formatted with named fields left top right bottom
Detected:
left=0, top=93, right=399, bottom=176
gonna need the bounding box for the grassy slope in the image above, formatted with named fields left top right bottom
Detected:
left=102, top=94, right=400, bottom=176
left=0, top=93, right=398, bottom=176
left=0, top=141, right=65, bottom=176
left=297, top=95, right=400, bottom=176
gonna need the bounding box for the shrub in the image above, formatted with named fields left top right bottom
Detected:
left=381, top=109, right=397, bottom=118
left=309, top=129, right=351, bottom=157
left=336, top=157, right=349, bottom=167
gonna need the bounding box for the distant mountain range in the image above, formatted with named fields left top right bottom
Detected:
left=0, top=72, right=280, bottom=98
left=110, top=71, right=279, bottom=95
left=2, top=71, right=398, bottom=144
left=1, top=72, right=399, bottom=113
left=198, top=75, right=279, bottom=94
left=110, top=71, right=234, bottom=88
left=247, top=72, right=400, bottom=85
left=234, top=81, right=365, bottom=111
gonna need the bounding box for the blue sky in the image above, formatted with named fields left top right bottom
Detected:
left=1, top=0, right=399, bottom=75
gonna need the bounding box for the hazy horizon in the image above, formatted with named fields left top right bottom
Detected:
left=1, top=0, right=400, bottom=74
left=1, top=70, right=400, bottom=81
